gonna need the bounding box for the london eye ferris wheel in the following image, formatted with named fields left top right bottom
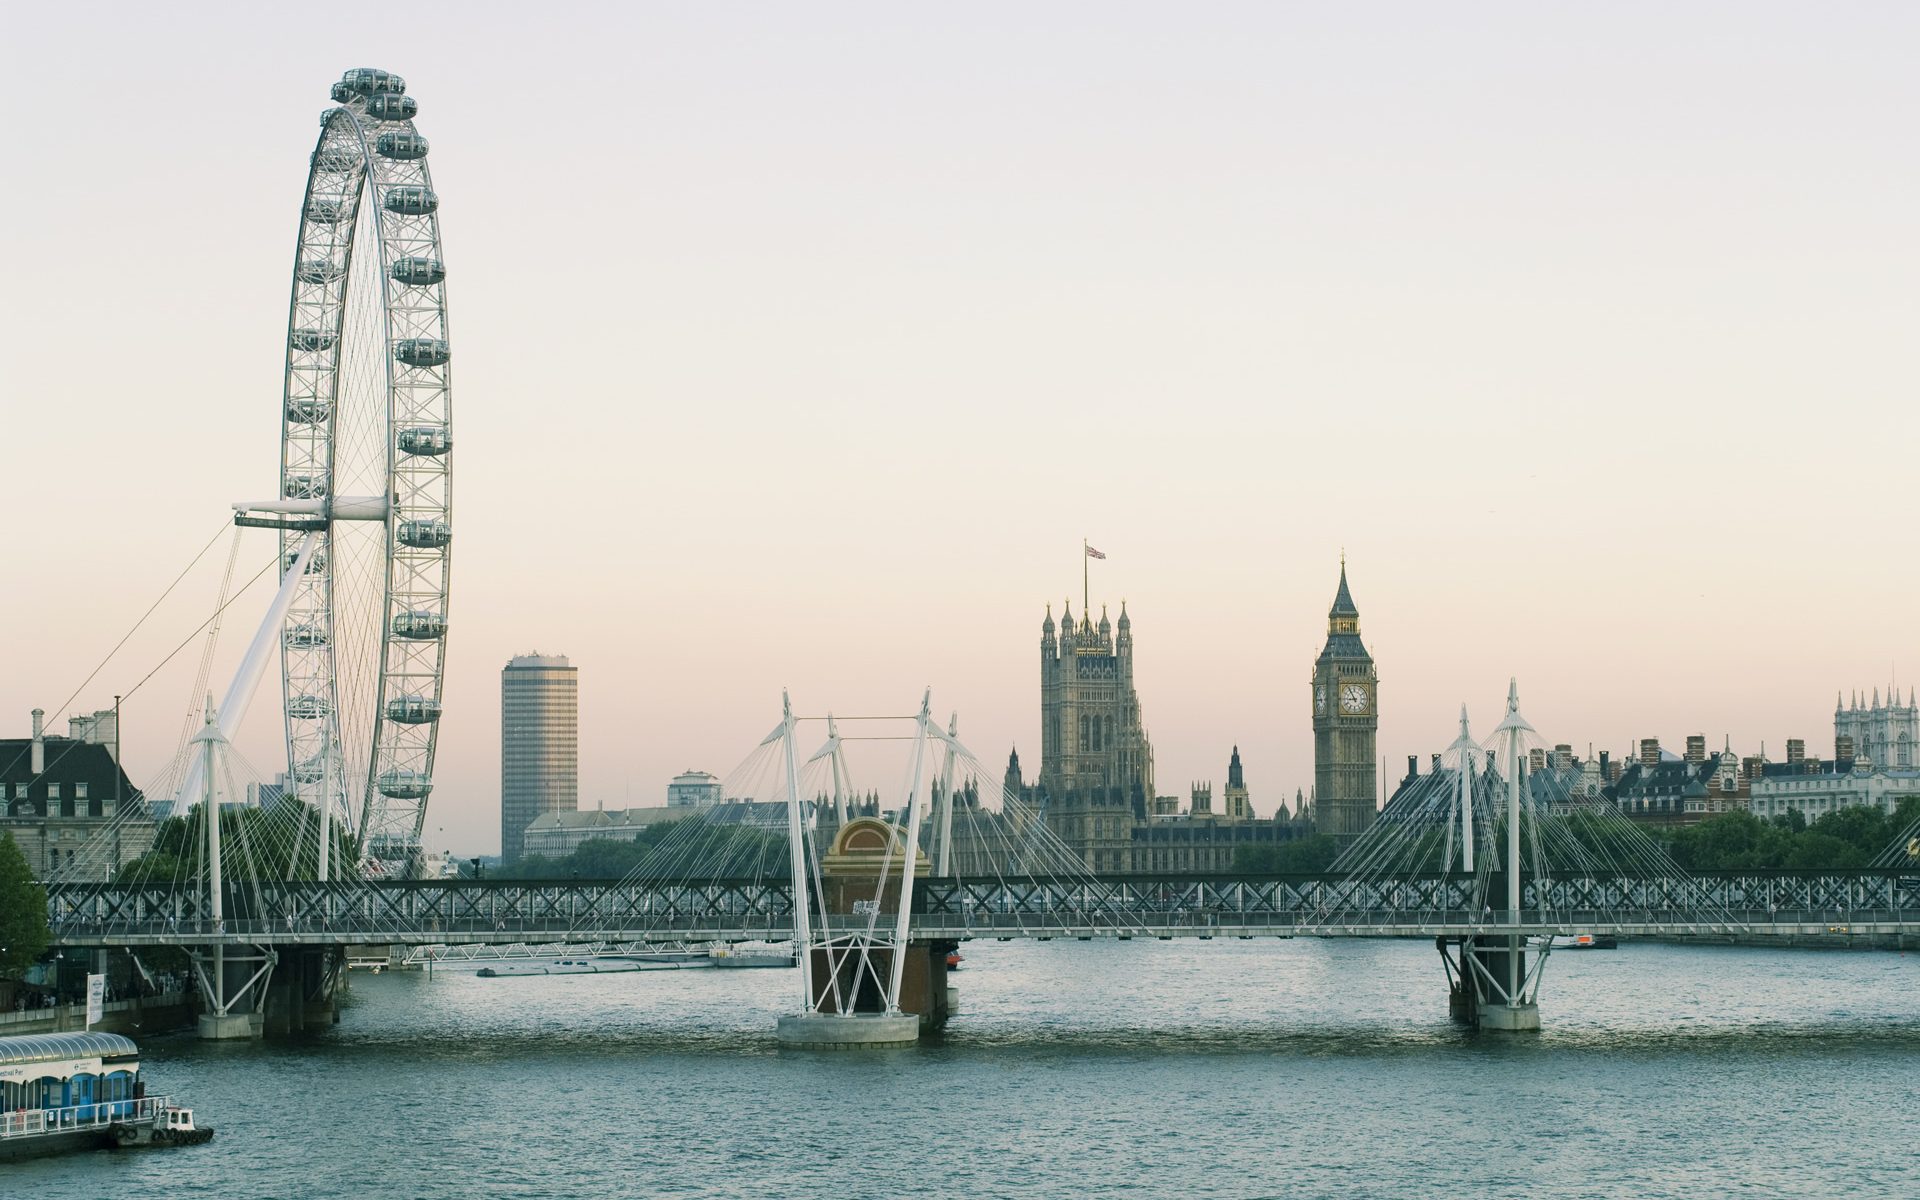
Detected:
left=232, top=67, right=453, bottom=876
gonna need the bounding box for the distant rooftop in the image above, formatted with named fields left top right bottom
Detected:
left=507, top=653, right=572, bottom=669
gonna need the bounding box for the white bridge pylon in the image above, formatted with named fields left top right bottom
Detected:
left=770, top=688, right=957, bottom=1027
left=170, top=530, right=320, bottom=823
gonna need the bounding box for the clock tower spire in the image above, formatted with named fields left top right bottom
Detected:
left=1311, top=558, right=1378, bottom=840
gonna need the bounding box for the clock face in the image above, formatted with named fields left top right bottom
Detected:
left=1315, top=685, right=1327, bottom=714
left=1340, top=683, right=1370, bottom=714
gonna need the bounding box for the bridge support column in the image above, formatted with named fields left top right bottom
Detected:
left=1437, top=934, right=1546, bottom=1033
left=190, top=944, right=277, bottom=1040
left=778, top=938, right=955, bottom=1047
left=261, top=947, right=342, bottom=1036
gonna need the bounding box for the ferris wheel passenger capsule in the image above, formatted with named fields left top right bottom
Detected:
left=392, top=610, right=447, bottom=639
left=365, top=93, right=418, bottom=122
left=399, top=427, right=452, bottom=456
left=290, top=755, right=327, bottom=784
left=305, top=197, right=351, bottom=224
left=296, top=259, right=346, bottom=284
left=312, top=146, right=361, bottom=174
left=339, top=68, right=406, bottom=97
left=377, top=770, right=433, bottom=800
left=282, top=549, right=327, bottom=577
left=286, top=398, right=331, bottom=425
left=289, top=695, right=333, bottom=721
left=385, top=696, right=442, bottom=725
left=397, top=519, right=452, bottom=549
left=290, top=328, right=338, bottom=353
left=282, top=474, right=327, bottom=500
left=390, top=257, right=444, bottom=286
left=376, top=132, right=429, bottom=161
left=395, top=338, right=449, bottom=368
left=285, top=622, right=329, bottom=649
left=384, top=187, right=438, bottom=216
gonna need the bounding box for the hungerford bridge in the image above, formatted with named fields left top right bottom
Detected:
left=43, top=688, right=1920, bottom=1046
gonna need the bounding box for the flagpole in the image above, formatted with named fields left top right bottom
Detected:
left=1082, top=538, right=1088, bottom=614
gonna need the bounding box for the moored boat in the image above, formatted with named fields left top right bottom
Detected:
left=0, top=1032, right=212, bottom=1161
left=477, top=955, right=708, bottom=977
left=709, top=947, right=798, bottom=969
left=1569, top=933, right=1619, bottom=950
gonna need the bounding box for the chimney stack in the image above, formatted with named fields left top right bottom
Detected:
left=68, top=708, right=120, bottom=762
left=1685, top=734, right=1706, bottom=764
left=1431, top=753, right=1443, bottom=773
left=30, top=708, right=45, bottom=775
left=1407, top=754, right=1419, bottom=779
left=1639, top=738, right=1660, bottom=767
left=1599, top=749, right=1611, bottom=776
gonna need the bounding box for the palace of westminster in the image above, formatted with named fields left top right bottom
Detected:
left=994, top=563, right=1380, bottom=873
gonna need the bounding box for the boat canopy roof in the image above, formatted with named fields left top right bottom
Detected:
left=0, top=1031, right=139, bottom=1067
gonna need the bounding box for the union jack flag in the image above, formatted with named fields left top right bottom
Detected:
left=1085, top=545, right=1106, bottom=559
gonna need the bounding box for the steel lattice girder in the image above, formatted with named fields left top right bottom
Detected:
left=43, top=869, right=1920, bottom=947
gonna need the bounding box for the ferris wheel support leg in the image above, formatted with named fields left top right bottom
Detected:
left=173, top=531, right=321, bottom=813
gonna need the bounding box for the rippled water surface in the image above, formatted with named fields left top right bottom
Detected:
left=14, top=939, right=1919, bottom=1198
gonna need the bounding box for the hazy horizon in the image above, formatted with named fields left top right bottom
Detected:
left=3, top=3, right=1915, bottom=854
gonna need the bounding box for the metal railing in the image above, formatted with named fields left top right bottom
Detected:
left=0, top=1095, right=168, bottom=1140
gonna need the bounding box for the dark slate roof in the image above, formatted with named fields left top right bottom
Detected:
left=1329, top=564, right=1358, bottom=618
left=0, top=737, right=142, bottom=807
left=1317, top=633, right=1370, bottom=662
left=1758, top=758, right=1855, bottom=779
left=1606, top=754, right=1730, bottom=800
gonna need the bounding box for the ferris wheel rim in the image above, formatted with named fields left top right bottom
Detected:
left=277, top=67, right=452, bottom=877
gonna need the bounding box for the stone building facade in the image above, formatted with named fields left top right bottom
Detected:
left=1035, top=600, right=1154, bottom=872
left=1, top=708, right=153, bottom=881
left=1025, top=599, right=1305, bottom=872
left=1835, top=689, right=1917, bottom=770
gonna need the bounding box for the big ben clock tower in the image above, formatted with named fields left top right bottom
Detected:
left=1311, top=559, right=1378, bottom=840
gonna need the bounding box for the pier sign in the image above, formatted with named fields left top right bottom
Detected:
left=2, top=1057, right=101, bottom=1084
left=85, top=973, right=105, bottom=1028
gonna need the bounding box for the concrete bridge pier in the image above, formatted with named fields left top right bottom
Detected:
left=776, top=812, right=955, bottom=1048
left=190, top=943, right=278, bottom=1040
left=781, top=938, right=956, bottom=1047
left=1471, top=935, right=1541, bottom=1032
left=261, top=947, right=343, bottom=1036
left=1437, top=934, right=1543, bottom=1033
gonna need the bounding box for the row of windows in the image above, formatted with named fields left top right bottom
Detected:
left=7, top=782, right=89, bottom=799
left=7, top=798, right=106, bottom=818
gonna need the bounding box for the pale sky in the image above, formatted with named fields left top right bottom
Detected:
left=2, top=3, right=1915, bottom=854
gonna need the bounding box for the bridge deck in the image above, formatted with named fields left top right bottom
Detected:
left=45, top=870, right=1920, bottom=949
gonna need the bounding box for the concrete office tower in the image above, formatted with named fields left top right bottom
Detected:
left=501, top=654, right=579, bottom=862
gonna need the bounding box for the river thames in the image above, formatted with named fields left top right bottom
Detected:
left=13, top=938, right=1918, bottom=1198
